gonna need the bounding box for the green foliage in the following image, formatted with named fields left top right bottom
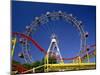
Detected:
left=12, top=56, right=57, bottom=73
left=12, top=60, right=20, bottom=65
left=23, top=63, right=33, bottom=69
left=32, top=61, right=44, bottom=73
left=32, top=61, right=41, bottom=67
left=31, top=56, right=57, bottom=73
left=48, top=56, right=57, bottom=64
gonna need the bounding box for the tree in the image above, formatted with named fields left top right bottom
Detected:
left=12, top=60, right=21, bottom=65
left=23, top=63, right=33, bottom=69
left=48, top=56, right=57, bottom=64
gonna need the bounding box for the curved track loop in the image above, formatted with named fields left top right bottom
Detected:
left=12, top=32, right=95, bottom=61
left=12, top=32, right=47, bottom=54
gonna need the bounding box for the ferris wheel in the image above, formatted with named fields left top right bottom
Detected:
left=12, top=11, right=92, bottom=64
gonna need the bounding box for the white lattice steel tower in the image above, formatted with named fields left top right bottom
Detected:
left=45, top=34, right=64, bottom=72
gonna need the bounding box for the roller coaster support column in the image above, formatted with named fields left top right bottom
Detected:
left=44, top=54, right=49, bottom=72
left=73, top=56, right=81, bottom=63
left=86, top=52, right=90, bottom=63
left=85, top=32, right=90, bottom=63
left=78, top=56, right=82, bottom=63
left=11, top=37, right=17, bottom=56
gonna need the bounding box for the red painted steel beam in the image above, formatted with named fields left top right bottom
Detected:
left=12, top=32, right=95, bottom=61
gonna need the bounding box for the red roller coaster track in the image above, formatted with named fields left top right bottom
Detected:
left=12, top=32, right=47, bottom=54
left=12, top=32, right=96, bottom=61
left=12, top=64, right=28, bottom=74
left=12, top=32, right=96, bottom=74
left=12, top=32, right=78, bottom=60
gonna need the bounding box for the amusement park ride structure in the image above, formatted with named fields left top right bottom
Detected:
left=11, top=11, right=96, bottom=74
left=44, top=34, right=64, bottom=72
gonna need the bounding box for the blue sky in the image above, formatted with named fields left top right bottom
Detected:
left=12, top=1, right=96, bottom=63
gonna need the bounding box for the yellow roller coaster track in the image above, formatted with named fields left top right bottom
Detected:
left=44, top=63, right=96, bottom=72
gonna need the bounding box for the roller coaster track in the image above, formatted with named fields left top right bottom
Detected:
left=12, top=32, right=96, bottom=73
left=14, top=62, right=95, bottom=74
left=12, top=32, right=96, bottom=61
left=12, top=64, right=28, bottom=74
left=44, top=63, right=96, bottom=72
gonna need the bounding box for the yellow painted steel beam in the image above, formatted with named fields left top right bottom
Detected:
left=44, top=63, right=96, bottom=72
left=11, top=38, right=16, bottom=56
left=45, top=63, right=95, bottom=66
